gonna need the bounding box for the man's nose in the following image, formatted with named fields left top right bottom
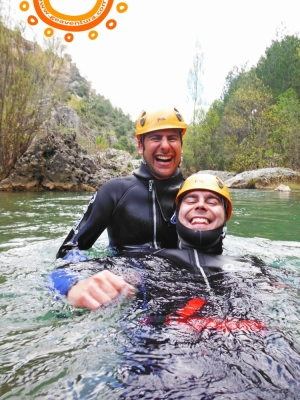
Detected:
left=194, top=199, right=207, bottom=210
left=159, top=136, right=171, bottom=150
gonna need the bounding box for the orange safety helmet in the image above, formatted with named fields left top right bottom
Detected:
left=136, top=107, right=187, bottom=138
left=175, top=173, right=232, bottom=221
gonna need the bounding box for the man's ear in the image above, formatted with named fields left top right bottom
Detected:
left=138, top=139, right=143, bottom=155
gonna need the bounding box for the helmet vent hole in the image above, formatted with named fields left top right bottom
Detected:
left=216, top=177, right=224, bottom=188
left=140, top=117, right=146, bottom=126
left=174, top=107, right=182, bottom=121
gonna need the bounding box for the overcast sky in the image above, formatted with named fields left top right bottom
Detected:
left=11, top=0, right=300, bottom=123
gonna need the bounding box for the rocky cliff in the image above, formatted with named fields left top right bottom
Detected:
left=0, top=132, right=139, bottom=192
left=0, top=106, right=139, bottom=192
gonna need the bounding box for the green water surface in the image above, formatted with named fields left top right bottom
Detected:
left=0, top=189, right=300, bottom=398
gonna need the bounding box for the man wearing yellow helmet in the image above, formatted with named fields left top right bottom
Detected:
left=174, top=173, right=232, bottom=254
left=50, top=174, right=243, bottom=310
left=47, top=175, right=287, bottom=397
left=121, top=174, right=234, bottom=276
left=136, top=108, right=186, bottom=180
left=56, top=107, right=187, bottom=261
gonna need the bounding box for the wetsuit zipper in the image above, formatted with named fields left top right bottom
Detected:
left=149, top=180, right=158, bottom=249
left=193, top=249, right=211, bottom=289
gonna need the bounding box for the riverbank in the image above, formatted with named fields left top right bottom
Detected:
left=0, top=128, right=299, bottom=191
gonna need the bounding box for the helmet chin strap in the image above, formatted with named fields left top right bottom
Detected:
left=221, top=226, right=227, bottom=238
left=139, top=136, right=147, bottom=164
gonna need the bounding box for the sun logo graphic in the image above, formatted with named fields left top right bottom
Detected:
left=19, top=0, right=128, bottom=42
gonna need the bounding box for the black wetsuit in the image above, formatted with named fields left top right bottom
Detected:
left=47, top=249, right=299, bottom=399
left=48, top=227, right=298, bottom=398
left=120, top=247, right=261, bottom=278
left=56, top=163, right=184, bottom=259
left=49, top=247, right=267, bottom=296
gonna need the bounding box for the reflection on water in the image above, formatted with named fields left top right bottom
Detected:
left=0, top=190, right=300, bottom=398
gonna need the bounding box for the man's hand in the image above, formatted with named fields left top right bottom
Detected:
left=67, top=270, right=135, bottom=310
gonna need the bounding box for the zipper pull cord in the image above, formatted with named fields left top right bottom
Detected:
left=149, top=180, right=158, bottom=249
left=193, top=249, right=211, bottom=290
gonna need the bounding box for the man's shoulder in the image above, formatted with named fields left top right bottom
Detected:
left=101, top=174, right=138, bottom=189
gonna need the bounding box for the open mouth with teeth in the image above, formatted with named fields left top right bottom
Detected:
left=190, top=217, right=210, bottom=225
left=156, top=155, right=173, bottom=163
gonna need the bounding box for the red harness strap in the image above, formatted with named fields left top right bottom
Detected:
left=165, top=298, right=268, bottom=333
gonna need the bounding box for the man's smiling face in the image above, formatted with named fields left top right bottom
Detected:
left=178, top=190, right=225, bottom=231
left=138, top=129, right=182, bottom=180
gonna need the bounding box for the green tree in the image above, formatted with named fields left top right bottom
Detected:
left=270, top=88, right=300, bottom=168
left=220, top=73, right=275, bottom=171
left=184, top=32, right=300, bottom=173
left=221, top=64, right=248, bottom=107
left=256, top=34, right=300, bottom=99
left=115, top=124, right=127, bottom=138
left=113, top=136, right=135, bottom=154
left=182, top=100, right=224, bottom=175
left=0, top=18, right=65, bottom=178
left=67, top=88, right=135, bottom=147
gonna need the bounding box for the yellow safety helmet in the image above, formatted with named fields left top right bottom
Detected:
left=175, top=174, right=232, bottom=221
left=136, top=107, right=187, bottom=138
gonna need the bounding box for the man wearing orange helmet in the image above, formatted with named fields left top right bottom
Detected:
left=56, top=107, right=187, bottom=260
left=122, top=173, right=234, bottom=274
left=173, top=173, right=232, bottom=253
left=50, top=174, right=240, bottom=310
left=136, top=108, right=185, bottom=180
left=48, top=175, right=288, bottom=397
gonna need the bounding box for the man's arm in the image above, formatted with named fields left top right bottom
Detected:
left=56, top=180, right=119, bottom=259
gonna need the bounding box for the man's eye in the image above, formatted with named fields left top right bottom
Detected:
left=208, top=200, right=220, bottom=206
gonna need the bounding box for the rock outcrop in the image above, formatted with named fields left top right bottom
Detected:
left=47, top=105, right=96, bottom=152
left=0, top=104, right=140, bottom=192
left=0, top=132, right=138, bottom=192
left=274, top=184, right=291, bottom=191
left=224, top=168, right=299, bottom=189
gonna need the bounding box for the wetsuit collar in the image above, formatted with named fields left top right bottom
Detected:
left=132, top=162, right=184, bottom=224
left=132, top=162, right=182, bottom=181
left=176, top=217, right=225, bottom=255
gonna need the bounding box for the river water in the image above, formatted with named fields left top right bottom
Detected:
left=0, top=189, right=300, bottom=399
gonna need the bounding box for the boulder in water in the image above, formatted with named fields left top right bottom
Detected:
left=225, top=167, right=299, bottom=189
left=274, top=184, right=291, bottom=191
